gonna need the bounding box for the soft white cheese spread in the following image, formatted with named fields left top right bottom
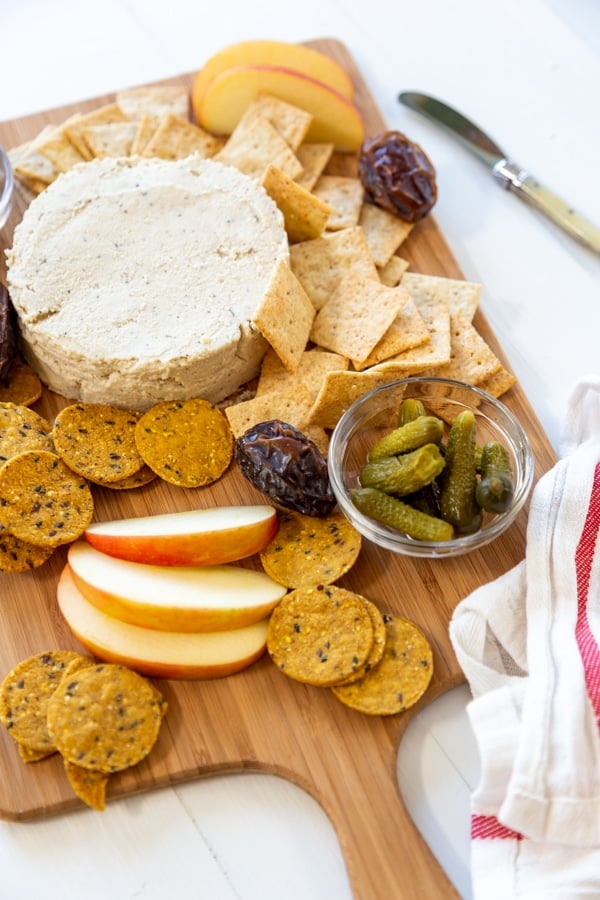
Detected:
left=6, top=154, right=288, bottom=409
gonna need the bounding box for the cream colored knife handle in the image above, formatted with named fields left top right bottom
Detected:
left=493, top=159, right=600, bottom=254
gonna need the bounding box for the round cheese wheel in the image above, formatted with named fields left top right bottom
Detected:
left=7, top=155, right=288, bottom=409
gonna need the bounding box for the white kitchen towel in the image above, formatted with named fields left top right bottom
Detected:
left=449, top=375, right=600, bottom=899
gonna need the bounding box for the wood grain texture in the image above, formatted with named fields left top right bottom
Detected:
left=0, top=38, right=556, bottom=899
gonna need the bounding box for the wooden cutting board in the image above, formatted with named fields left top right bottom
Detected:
left=0, top=38, right=555, bottom=899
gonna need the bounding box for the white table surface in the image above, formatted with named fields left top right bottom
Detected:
left=1, top=1, right=599, bottom=897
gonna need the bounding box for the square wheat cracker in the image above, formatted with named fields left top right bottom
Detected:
left=116, top=85, right=190, bottom=121
left=64, top=104, right=129, bottom=160
left=130, top=114, right=160, bottom=155
left=401, top=272, right=482, bottom=322
left=294, top=142, right=335, bottom=191
left=225, top=383, right=315, bottom=438
left=378, top=255, right=410, bottom=286
left=237, top=94, right=313, bottom=151
left=143, top=114, right=223, bottom=160
left=289, top=226, right=378, bottom=310
left=428, top=311, right=503, bottom=384
left=215, top=115, right=302, bottom=181
left=257, top=347, right=349, bottom=400
left=312, top=174, right=364, bottom=230
left=83, top=121, right=139, bottom=158
left=352, top=292, right=431, bottom=370
left=359, top=203, right=413, bottom=266
left=308, top=369, right=408, bottom=430
left=36, top=122, right=87, bottom=172
left=310, top=272, right=407, bottom=364
left=262, top=165, right=331, bottom=243
left=374, top=298, right=451, bottom=374
left=252, top=259, right=315, bottom=373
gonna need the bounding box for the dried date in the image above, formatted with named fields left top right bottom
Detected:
left=234, top=420, right=336, bottom=518
left=0, top=283, right=18, bottom=385
left=358, top=131, right=438, bottom=223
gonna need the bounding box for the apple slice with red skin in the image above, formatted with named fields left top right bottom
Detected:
left=84, top=505, right=279, bottom=567
left=192, top=39, right=355, bottom=110
left=57, top=566, right=269, bottom=680
left=197, top=64, right=365, bottom=152
left=67, top=540, right=286, bottom=633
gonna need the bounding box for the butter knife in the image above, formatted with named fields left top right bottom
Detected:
left=398, top=91, right=600, bottom=255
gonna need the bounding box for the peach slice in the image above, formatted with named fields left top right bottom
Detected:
left=197, top=65, right=365, bottom=152
left=84, top=505, right=278, bottom=566
left=192, top=39, right=354, bottom=112
left=67, top=540, right=286, bottom=632
left=57, top=566, right=269, bottom=680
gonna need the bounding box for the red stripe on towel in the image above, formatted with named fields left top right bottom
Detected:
left=471, top=814, right=523, bottom=841
left=575, top=461, right=600, bottom=725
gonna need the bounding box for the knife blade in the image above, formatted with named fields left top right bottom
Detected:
left=398, top=91, right=600, bottom=255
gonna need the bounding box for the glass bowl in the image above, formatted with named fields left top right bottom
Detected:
left=0, top=146, right=14, bottom=230
left=328, top=377, right=534, bottom=558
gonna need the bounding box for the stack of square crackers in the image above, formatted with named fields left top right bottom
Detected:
left=7, top=85, right=515, bottom=453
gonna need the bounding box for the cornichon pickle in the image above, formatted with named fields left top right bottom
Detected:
left=397, top=398, right=426, bottom=426
left=476, top=440, right=514, bottom=513
left=350, top=487, right=454, bottom=542
left=368, top=415, right=444, bottom=461
left=360, top=443, right=445, bottom=496
left=438, top=410, right=482, bottom=534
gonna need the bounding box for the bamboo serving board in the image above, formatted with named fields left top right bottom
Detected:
left=0, top=38, right=556, bottom=899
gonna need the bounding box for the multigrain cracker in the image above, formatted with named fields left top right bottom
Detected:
left=309, top=272, right=407, bottom=363
left=52, top=403, right=144, bottom=484
left=0, top=651, right=84, bottom=756
left=0, top=533, right=54, bottom=573
left=262, top=164, right=331, bottom=243
left=252, top=259, right=315, bottom=372
left=46, top=662, right=166, bottom=773
left=289, top=226, right=378, bottom=310
left=335, top=599, right=388, bottom=685
left=0, top=450, right=94, bottom=547
left=260, top=510, right=362, bottom=589
left=267, top=585, right=374, bottom=686
left=64, top=760, right=109, bottom=811
left=0, top=403, right=54, bottom=463
left=331, top=614, right=433, bottom=714
left=135, top=398, right=233, bottom=487
left=100, top=464, right=158, bottom=490
left=0, top=361, right=43, bottom=406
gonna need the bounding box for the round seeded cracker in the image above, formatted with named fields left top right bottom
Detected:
left=46, top=663, right=167, bottom=773
left=53, top=403, right=145, bottom=483
left=0, top=402, right=54, bottom=464
left=0, top=449, right=94, bottom=547
left=335, top=598, right=388, bottom=684
left=331, top=614, right=433, bottom=715
left=0, top=650, right=85, bottom=755
left=260, top=509, right=362, bottom=588
left=0, top=532, right=55, bottom=572
left=0, top=361, right=43, bottom=407
left=267, top=585, right=374, bottom=686
left=135, top=398, right=234, bottom=487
